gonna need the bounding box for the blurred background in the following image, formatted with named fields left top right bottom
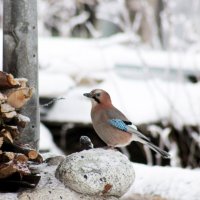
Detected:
left=0, top=0, right=200, bottom=168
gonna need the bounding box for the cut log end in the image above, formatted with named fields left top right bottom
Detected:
left=30, top=153, right=43, bottom=163
left=0, top=137, right=3, bottom=148
left=6, top=87, right=33, bottom=109
left=0, top=152, right=15, bottom=163
left=3, top=125, right=20, bottom=139
left=27, top=150, right=38, bottom=160
left=15, top=153, right=29, bottom=163
left=14, top=114, right=30, bottom=128
left=0, top=164, right=17, bottom=179
left=0, top=129, right=14, bottom=144
left=0, top=72, right=21, bottom=89
left=15, top=78, right=28, bottom=88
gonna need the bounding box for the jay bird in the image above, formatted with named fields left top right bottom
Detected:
left=84, top=89, right=170, bottom=158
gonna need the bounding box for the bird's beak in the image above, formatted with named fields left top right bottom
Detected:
left=83, top=93, right=92, bottom=98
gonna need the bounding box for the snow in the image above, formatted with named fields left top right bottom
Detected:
left=40, top=123, right=63, bottom=154
left=122, top=163, right=200, bottom=200
left=0, top=31, right=200, bottom=127
left=39, top=71, right=75, bottom=98
left=45, top=86, right=91, bottom=124
left=44, top=72, right=200, bottom=127
left=38, top=37, right=114, bottom=75
left=39, top=35, right=200, bottom=75
left=37, top=35, right=200, bottom=127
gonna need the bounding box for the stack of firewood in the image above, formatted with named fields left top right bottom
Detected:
left=0, top=71, right=42, bottom=191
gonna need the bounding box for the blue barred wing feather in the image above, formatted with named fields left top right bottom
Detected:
left=108, top=119, right=128, bottom=132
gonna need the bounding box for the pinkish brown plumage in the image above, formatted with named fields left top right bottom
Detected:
left=84, top=89, right=170, bottom=158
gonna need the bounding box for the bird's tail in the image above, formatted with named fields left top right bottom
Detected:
left=146, top=142, right=171, bottom=159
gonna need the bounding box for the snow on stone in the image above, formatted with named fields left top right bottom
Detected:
left=122, top=163, right=200, bottom=200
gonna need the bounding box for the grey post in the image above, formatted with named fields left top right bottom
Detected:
left=3, top=0, right=39, bottom=149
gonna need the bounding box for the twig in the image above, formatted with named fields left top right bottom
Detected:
left=40, top=97, right=65, bottom=107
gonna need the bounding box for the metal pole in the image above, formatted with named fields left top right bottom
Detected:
left=3, top=0, right=39, bottom=149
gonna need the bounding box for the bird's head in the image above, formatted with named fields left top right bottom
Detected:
left=83, top=89, right=112, bottom=106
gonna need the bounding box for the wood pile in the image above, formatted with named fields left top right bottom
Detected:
left=0, top=71, right=42, bottom=191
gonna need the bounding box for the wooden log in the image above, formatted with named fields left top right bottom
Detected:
left=0, top=173, right=41, bottom=191
left=0, top=71, right=20, bottom=89
left=22, top=174, right=41, bottom=187
left=0, top=103, right=17, bottom=120
left=27, top=150, right=38, bottom=160
left=3, top=125, right=20, bottom=139
left=13, top=143, right=39, bottom=160
left=0, top=137, right=3, bottom=148
left=0, top=163, right=17, bottom=179
left=0, top=152, right=15, bottom=163
left=2, top=111, right=17, bottom=120
left=14, top=114, right=30, bottom=128
left=0, top=159, right=31, bottom=179
left=0, top=103, right=15, bottom=113
left=13, top=159, right=31, bottom=175
left=29, top=153, right=43, bottom=163
left=1, top=141, right=42, bottom=162
left=15, top=78, right=28, bottom=88
left=0, top=129, right=14, bottom=143
left=15, top=153, right=28, bottom=163
left=5, top=87, right=33, bottom=109
left=0, top=152, right=28, bottom=164
left=0, top=93, right=7, bottom=104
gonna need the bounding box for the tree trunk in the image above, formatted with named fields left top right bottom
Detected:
left=3, top=0, right=39, bottom=149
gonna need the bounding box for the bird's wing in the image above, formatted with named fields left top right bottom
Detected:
left=108, top=119, right=128, bottom=132
left=127, top=125, right=150, bottom=142
left=108, top=119, right=150, bottom=142
left=105, top=107, right=150, bottom=142
left=105, top=106, right=131, bottom=121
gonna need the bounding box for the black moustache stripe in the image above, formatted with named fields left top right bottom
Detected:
left=93, top=96, right=100, bottom=103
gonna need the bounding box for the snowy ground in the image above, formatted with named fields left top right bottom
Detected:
left=0, top=155, right=199, bottom=200
left=122, top=163, right=200, bottom=200
left=39, top=123, right=63, bottom=154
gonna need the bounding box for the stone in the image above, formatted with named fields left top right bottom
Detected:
left=45, top=155, right=65, bottom=166
left=18, top=153, right=117, bottom=200
left=55, top=148, right=135, bottom=197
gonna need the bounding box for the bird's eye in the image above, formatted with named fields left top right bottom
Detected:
left=96, top=93, right=100, bottom=97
